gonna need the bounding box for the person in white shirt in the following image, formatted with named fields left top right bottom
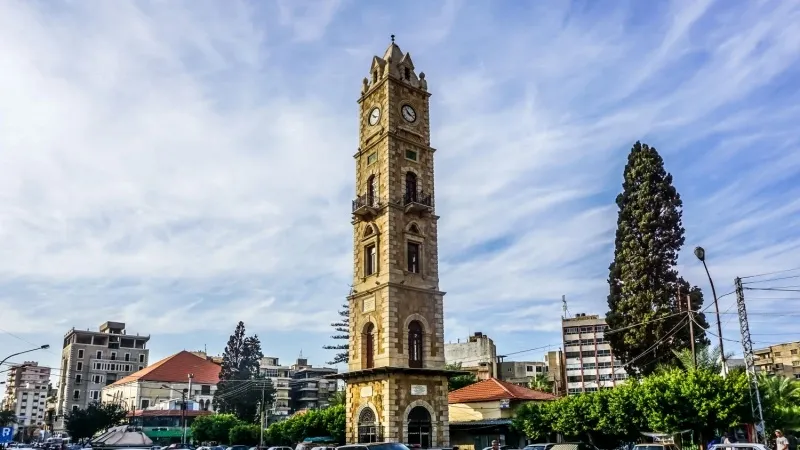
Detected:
left=777, top=430, right=789, bottom=450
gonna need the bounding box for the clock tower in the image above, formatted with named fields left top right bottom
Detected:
left=338, top=37, right=453, bottom=447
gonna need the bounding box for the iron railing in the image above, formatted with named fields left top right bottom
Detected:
left=352, top=194, right=380, bottom=212
left=403, top=190, right=433, bottom=207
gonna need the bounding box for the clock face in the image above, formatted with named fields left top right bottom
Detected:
left=368, top=107, right=381, bottom=126
left=401, top=104, right=417, bottom=123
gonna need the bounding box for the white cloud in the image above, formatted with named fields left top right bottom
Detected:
left=0, top=0, right=799, bottom=373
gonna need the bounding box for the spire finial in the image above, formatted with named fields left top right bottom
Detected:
left=390, top=34, right=395, bottom=43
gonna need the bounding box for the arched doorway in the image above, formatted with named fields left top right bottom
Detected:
left=358, top=407, right=379, bottom=443
left=407, top=406, right=431, bottom=448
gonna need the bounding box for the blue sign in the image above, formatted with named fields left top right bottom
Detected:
left=0, top=427, right=13, bottom=443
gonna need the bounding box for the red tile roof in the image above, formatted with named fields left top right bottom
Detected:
left=448, top=378, right=557, bottom=403
left=111, top=350, right=221, bottom=386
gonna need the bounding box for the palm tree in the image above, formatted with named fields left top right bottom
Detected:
left=0, top=409, right=17, bottom=426
left=758, top=373, right=800, bottom=431
left=528, top=374, right=554, bottom=393
left=672, top=345, right=733, bottom=373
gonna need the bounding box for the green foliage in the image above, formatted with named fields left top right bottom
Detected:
left=229, top=423, right=262, bottom=446
left=327, top=390, right=345, bottom=407
left=446, top=362, right=478, bottom=391
left=758, top=373, right=800, bottom=433
left=528, top=374, right=554, bottom=393
left=323, top=302, right=350, bottom=365
left=265, top=404, right=345, bottom=445
left=190, top=413, right=242, bottom=444
left=606, top=141, right=710, bottom=375
left=64, top=402, right=128, bottom=441
left=670, top=345, right=732, bottom=374
left=0, top=409, right=17, bottom=426
left=513, top=369, right=749, bottom=447
left=214, top=321, right=272, bottom=422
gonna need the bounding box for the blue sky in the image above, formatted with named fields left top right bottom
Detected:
left=1, top=0, right=800, bottom=388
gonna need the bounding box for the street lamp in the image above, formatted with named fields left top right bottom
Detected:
left=161, top=385, right=189, bottom=445
left=0, top=345, right=50, bottom=368
left=694, top=246, right=727, bottom=376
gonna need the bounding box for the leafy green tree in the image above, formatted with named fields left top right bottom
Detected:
left=214, top=322, right=270, bottom=422
left=191, top=413, right=242, bottom=444
left=322, top=302, right=350, bottom=365
left=606, top=141, right=709, bottom=375
left=327, top=390, right=345, bottom=407
left=446, top=363, right=478, bottom=391
left=0, top=410, right=17, bottom=426
left=265, top=404, right=345, bottom=445
left=758, top=373, right=800, bottom=432
left=528, top=374, right=554, bottom=393
left=512, top=402, right=552, bottom=441
left=64, top=402, right=128, bottom=440
left=229, top=423, right=261, bottom=445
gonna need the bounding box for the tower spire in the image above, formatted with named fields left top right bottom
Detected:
left=390, top=34, right=395, bottom=43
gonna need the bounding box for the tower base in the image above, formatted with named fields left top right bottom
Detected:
left=330, top=367, right=457, bottom=447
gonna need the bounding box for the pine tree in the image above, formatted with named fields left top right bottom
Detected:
left=606, top=141, right=709, bottom=375
left=214, top=322, right=269, bottom=422
left=322, top=302, right=349, bottom=365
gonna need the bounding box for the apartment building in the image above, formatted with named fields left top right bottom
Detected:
left=562, top=313, right=627, bottom=395
left=754, top=341, right=800, bottom=378
left=444, top=332, right=498, bottom=380
left=498, top=360, right=548, bottom=386
left=289, top=357, right=337, bottom=411
left=259, top=357, right=292, bottom=419
left=54, top=321, right=149, bottom=429
left=2, top=362, right=51, bottom=435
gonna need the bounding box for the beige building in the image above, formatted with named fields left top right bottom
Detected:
left=102, top=350, right=220, bottom=411
left=54, top=321, right=149, bottom=429
left=2, top=362, right=51, bottom=434
left=260, top=356, right=292, bottom=418
left=336, top=37, right=452, bottom=447
left=546, top=350, right=565, bottom=396
left=563, top=313, right=627, bottom=395
left=498, top=360, right=547, bottom=387
left=754, top=341, right=800, bottom=378
left=445, top=332, right=498, bottom=380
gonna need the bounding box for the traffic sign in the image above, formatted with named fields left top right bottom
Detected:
left=0, top=426, right=13, bottom=443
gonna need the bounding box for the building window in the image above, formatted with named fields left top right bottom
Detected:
left=792, top=349, right=798, bottom=355
left=372, top=71, right=377, bottom=84
left=125, top=353, right=130, bottom=361
left=77, top=349, right=84, bottom=359
left=138, top=366, right=143, bottom=371
left=526, top=365, right=534, bottom=372
left=367, top=175, right=378, bottom=206
left=72, top=405, right=79, bottom=412
left=358, top=407, right=379, bottom=443
left=139, top=354, right=145, bottom=363
left=405, top=150, right=418, bottom=161
left=407, top=242, right=420, bottom=273
left=96, top=351, right=102, bottom=359
left=76, top=362, right=83, bottom=371
left=408, top=321, right=424, bottom=368
left=405, top=171, right=418, bottom=203
left=140, top=399, right=150, bottom=409
left=110, top=352, right=116, bottom=361
left=75, top=374, right=82, bottom=384
left=92, top=375, right=103, bottom=384
left=367, top=152, right=377, bottom=165
left=201, top=385, right=211, bottom=395
left=365, top=244, right=377, bottom=276
left=363, top=323, right=375, bottom=369
left=89, top=391, right=99, bottom=401
left=73, top=390, right=80, bottom=400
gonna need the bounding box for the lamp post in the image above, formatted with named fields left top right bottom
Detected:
left=694, top=246, right=727, bottom=376
left=161, top=385, right=188, bottom=445
left=0, top=345, right=50, bottom=368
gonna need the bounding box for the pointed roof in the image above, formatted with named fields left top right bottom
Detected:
left=110, top=350, right=221, bottom=386
left=448, top=378, right=557, bottom=403
left=383, top=42, right=404, bottom=62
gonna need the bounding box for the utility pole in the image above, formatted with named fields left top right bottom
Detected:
left=736, top=277, right=767, bottom=445
left=183, top=373, right=193, bottom=445
left=180, top=389, right=187, bottom=445
left=682, top=285, right=697, bottom=370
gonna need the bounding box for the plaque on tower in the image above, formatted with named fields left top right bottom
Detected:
left=362, top=295, right=375, bottom=313
left=410, top=385, right=427, bottom=396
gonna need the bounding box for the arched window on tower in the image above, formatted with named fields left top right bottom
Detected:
left=373, top=71, right=378, bottom=84
left=358, top=407, right=379, bottom=443
left=367, top=175, right=378, bottom=207
left=408, top=320, right=424, bottom=368
left=363, top=323, right=375, bottom=369
left=404, top=67, right=411, bottom=80
left=405, top=172, right=418, bottom=203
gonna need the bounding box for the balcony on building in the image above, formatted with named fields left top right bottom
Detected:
left=403, top=190, right=432, bottom=213
left=352, top=194, right=381, bottom=218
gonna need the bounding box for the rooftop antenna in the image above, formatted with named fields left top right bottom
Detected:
left=562, top=295, right=570, bottom=319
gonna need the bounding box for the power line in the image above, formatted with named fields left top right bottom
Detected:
left=740, top=267, right=800, bottom=280
left=743, top=274, right=800, bottom=285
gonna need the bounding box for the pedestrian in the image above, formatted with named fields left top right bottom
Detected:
left=492, top=440, right=500, bottom=450
left=776, top=430, right=789, bottom=450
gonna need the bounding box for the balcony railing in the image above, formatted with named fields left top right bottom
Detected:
left=403, top=190, right=432, bottom=213
left=352, top=194, right=381, bottom=218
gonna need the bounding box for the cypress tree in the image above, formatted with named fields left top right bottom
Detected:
left=606, top=141, right=709, bottom=375
left=322, top=302, right=350, bottom=365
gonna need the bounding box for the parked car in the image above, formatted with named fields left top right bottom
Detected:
left=337, top=444, right=411, bottom=450
left=524, top=443, right=557, bottom=450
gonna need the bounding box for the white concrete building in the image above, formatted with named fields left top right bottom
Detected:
left=562, top=313, right=628, bottom=394
left=444, top=332, right=498, bottom=380
left=259, top=357, right=292, bottom=419
left=2, top=362, right=51, bottom=436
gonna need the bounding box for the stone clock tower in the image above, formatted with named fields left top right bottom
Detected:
left=338, top=37, right=453, bottom=447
